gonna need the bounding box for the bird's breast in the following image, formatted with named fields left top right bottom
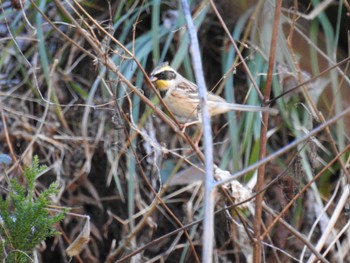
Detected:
left=163, top=90, right=199, bottom=121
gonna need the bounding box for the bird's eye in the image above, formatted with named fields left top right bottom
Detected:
left=155, top=70, right=176, bottom=80
left=157, top=73, right=165, bottom=79
left=164, top=71, right=176, bottom=80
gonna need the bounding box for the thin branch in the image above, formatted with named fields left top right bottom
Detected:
left=253, top=1, right=282, bottom=261
left=209, top=0, right=264, bottom=101
left=180, top=1, right=216, bottom=262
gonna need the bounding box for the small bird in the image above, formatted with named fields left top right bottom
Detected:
left=150, top=62, right=278, bottom=125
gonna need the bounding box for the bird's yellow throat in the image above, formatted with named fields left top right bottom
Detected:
left=154, top=79, right=170, bottom=91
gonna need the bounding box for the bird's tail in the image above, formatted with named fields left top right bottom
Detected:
left=226, top=103, right=279, bottom=115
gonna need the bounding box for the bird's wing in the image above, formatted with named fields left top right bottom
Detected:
left=176, top=79, right=198, bottom=93
left=176, top=80, right=200, bottom=103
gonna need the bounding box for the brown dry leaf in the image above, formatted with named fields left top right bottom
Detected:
left=215, top=167, right=253, bottom=210
left=66, top=216, right=91, bottom=257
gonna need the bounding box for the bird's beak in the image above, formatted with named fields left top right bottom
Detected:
left=149, top=75, right=157, bottom=82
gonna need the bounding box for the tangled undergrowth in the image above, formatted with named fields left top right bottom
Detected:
left=0, top=0, right=349, bottom=262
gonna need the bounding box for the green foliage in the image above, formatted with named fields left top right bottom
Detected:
left=0, top=156, right=65, bottom=263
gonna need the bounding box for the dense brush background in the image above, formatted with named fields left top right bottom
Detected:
left=0, top=0, right=349, bottom=262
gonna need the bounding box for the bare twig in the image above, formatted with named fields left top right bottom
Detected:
left=209, top=0, right=264, bottom=101
left=253, top=1, right=282, bottom=261
left=180, top=1, right=215, bottom=262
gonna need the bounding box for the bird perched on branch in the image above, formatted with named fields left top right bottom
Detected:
left=150, top=62, right=278, bottom=127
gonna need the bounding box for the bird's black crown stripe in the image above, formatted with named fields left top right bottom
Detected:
left=154, top=70, right=176, bottom=80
